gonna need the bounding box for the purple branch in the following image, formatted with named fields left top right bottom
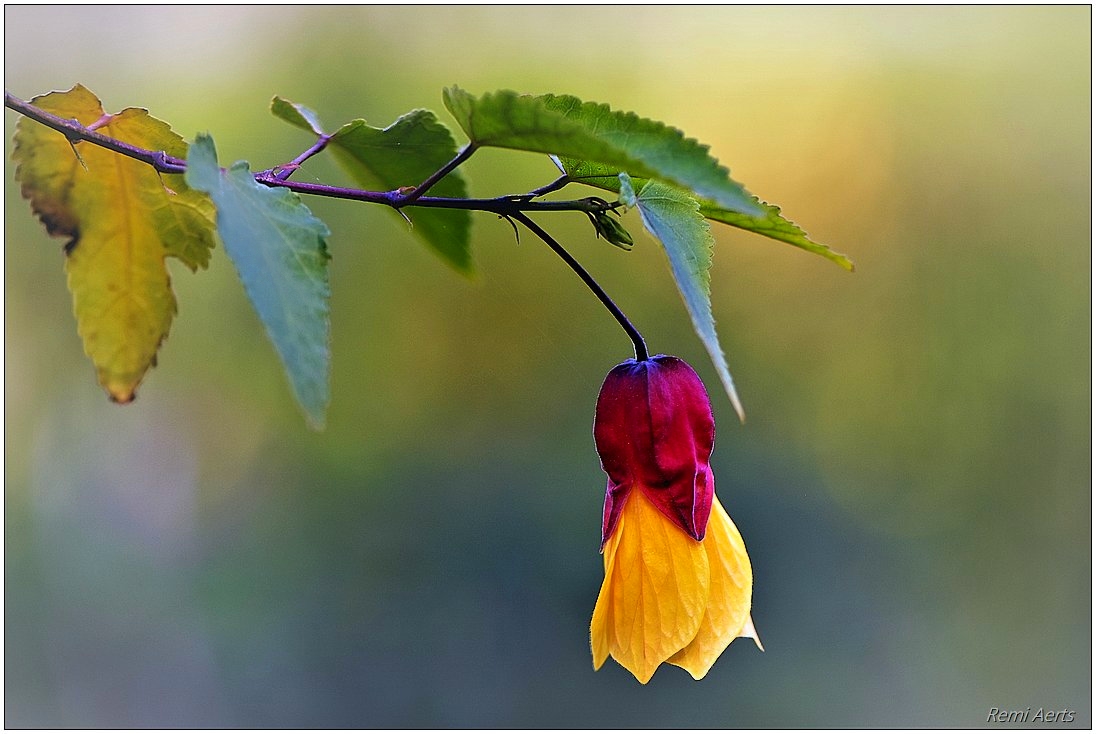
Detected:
left=6, top=91, right=188, bottom=174
left=4, top=91, right=617, bottom=221
left=252, top=173, right=396, bottom=205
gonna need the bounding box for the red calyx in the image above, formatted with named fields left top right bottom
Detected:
left=593, top=355, right=716, bottom=546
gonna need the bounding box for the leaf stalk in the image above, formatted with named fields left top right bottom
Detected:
left=273, top=132, right=333, bottom=181
left=395, top=143, right=477, bottom=205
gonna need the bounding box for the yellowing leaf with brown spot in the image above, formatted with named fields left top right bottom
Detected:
left=13, top=84, right=215, bottom=402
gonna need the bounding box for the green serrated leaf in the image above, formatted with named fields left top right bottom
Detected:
left=442, top=87, right=762, bottom=217
left=699, top=198, right=853, bottom=271
left=327, top=110, right=472, bottom=272
left=635, top=181, right=745, bottom=421
left=271, top=96, right=325, bottom=136
left=185, top=134, right=331, bottom=429
left=560, top=160, right=853, bottom=270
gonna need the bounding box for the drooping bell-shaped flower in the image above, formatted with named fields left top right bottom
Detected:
left=590, top=355, right=762, bottom=683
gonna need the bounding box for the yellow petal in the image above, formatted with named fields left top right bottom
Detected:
left=590, top=522, right=620, bottom=672
left=591, top=489, right=709, bottom=684
left=740, top=614, right=764, bottom=652
left=668, top=494, right=756, bottom=679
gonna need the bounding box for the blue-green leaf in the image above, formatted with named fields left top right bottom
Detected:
left=442, top=87, right=762, bottom=217
left=618, top=172, right=637, bottom=210
left=635, top=181, right=745, bottom=421
left=185, top=134, right=331, bottom=429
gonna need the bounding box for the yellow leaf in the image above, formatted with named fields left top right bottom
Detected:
left=591, top=489, right=709, bottom=684
left=668, top=493, right=756, bottom=679
left=13, top=84, right=216, bottom=401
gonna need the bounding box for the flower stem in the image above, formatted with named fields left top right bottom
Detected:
left=512, top=212, right=648, bottom=362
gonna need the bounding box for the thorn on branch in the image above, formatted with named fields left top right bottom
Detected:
left=156, top=170, right=178, bottom=196
left=272, top=163, right=301, bottom=180
left=499, top=214, right=521, bottom=243
left=67, top=139, right=89, bottom=171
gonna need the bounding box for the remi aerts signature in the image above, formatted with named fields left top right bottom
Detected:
left=987, top=707, right=1077, bottom=724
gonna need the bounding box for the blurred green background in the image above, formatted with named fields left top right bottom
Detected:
left=4, top=6, right=1090, bottom=728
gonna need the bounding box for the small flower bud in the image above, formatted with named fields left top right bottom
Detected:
left=590, top=210, right=634, bottom=250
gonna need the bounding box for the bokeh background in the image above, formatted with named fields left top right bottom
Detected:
left=5, top=6, right=1090, bottom=728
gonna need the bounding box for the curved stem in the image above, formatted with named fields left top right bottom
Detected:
left=526, top=173, right=570, bottom=198
left=512, top=212, right=648, bottom=362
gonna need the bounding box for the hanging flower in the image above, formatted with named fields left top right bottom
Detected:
left=590, top=355, right=762, bottom=683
